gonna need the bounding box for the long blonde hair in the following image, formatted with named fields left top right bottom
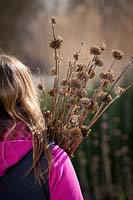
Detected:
left=0, top=54, right=52, bottom=183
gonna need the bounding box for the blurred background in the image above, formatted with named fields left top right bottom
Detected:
left=0, top=0, right=132, bottom=199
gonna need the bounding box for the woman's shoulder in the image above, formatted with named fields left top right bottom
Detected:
left=49, top=142, right=69, bottom=168
left=48, top=142, right=84, bottom=200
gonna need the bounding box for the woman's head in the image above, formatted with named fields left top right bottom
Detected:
left=0, top=54, right=44, bottom=131
left=0, top=54, right=51, bottom=183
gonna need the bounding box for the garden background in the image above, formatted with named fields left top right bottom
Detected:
left=0, top=0, right=132, bottom=199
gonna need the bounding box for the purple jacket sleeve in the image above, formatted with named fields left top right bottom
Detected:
left=49, top=145, right=83, bottom=200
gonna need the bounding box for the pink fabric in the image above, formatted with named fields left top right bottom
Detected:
left=49, top=144, right=83, bottom=200
left=0, top=140, right=32, bottom=176
left=0, top=121, right=32, bottom=176
left=0, top=122, right=83, bottom=199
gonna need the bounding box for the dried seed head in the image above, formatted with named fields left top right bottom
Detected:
left=90, top=46, right=102, bottom=55
left=99, top=72, right=106, bottom=79
left=77, top=89, right=87, bottom=98
left=70, top=78, right=81, bottom=88
left=70, top=114, right=79, bottom=124
left=62, top=87, right=69, bottom=96
left=100, top=42, right=107, bottom=51
left=38, top=83, right=44, bottom=91
left=97, top=91, right=107, bottom=100
left=69, top=127, right=82, bottom=137
left=80, top=98, right=90, bottom=107
left=106, top=70, right=115, bottom=82
left=76, top=63, right=84, bottom=72
left=81, top=125, right=91, bottom=137
left=112, top=49, right=124, bottom=60
left=50, top=35, right=63, bottom=49
left=102, top=80, right=109, bottom=87
left=50, top=67, right=57, bottom=76
left=48, top=88, right=57, bottom=97
left=69, top=97, right=77, bottom=105
left=59, top=87, right=69, bottom=96
left=61, top=79, right=68, bottom=86
left=92, top=102, right=99, bottom=113
left=94, top=56, right=103, bottom=67
left=51, top=17, right=56, bottom=24
left=70, top=89, right=76, bottom=96
left=99, top=70, right=115, bottom=83
left=73, top=52, right=80, bottom=60
left=87, top=101, right=99, bottom=113
left=58, top=89, right=64, bottom=96
left=43, top=110, right=51, bottom=118
left=115, top=87, right=126, bottom=96
left=57, top=35, right=63, bottom=42
left=98, top=91, right=112, bottom=103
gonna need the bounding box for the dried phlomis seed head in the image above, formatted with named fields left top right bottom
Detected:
left=112, top=49, right=124, bottom=60
left=90, top=46, right=102, bottom=55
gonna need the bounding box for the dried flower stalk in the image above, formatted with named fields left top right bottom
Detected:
left=38, top=18, right=133, bottom=157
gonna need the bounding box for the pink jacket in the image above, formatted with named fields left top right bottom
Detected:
left=0, top=121, right=83, bottom=200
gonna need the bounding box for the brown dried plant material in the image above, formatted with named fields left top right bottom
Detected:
left=93, top=56, right=103, bottom=67
left=76, top=63, right=85, bottom=72
left=48, top=88, right=57, bottom=97
left=89, top=69, right=95, bottom=79
left=115, top=87, right=126, bottom=96
left=68, top=127, right=82, bottom=138
left=73, top=52, right=80, bottom=60
left=100, top=42, right=107, bottom=51
left=80, top=125, right=91, bottom=137
left=38, top=83, right=44, bottom=91
left=88, top=101, right=99, bottom=114
left=99, top=69, right=115, bottom=83
left=69, top=97, right=77, bottom=105
left=76, top=89, right=87, bottom=98
left=90, top=46, right=102, bottom=55
left=51, top=17, right=56, bottom=24
left=61, top=79, right=68, bottom=86
left=70, top=78, right=81, bottom=89
left=97, top=91, right=112, bottom=103
left=72, top=105, right=80, bottom=114
left=112, top=49, right=124, bottom=60
left=50, top=67, right=57, bottom=76
left=115, top=84, right=132, bottom=97
left=102, top=80, right=109, bottom=87
left=42, top=110, right=51, bottom=119
left=77, top=71, right=88, bottom=81
left=50, top=36, right=63, bottom=49
left=38, top=17, right=133, bottom=157
left=58, top=89, right=64, bottom=96
left=80, top=97, right=91, bottom=107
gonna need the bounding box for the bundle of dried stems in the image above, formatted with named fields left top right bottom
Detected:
left=38, top=18, right=132, bottom=157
